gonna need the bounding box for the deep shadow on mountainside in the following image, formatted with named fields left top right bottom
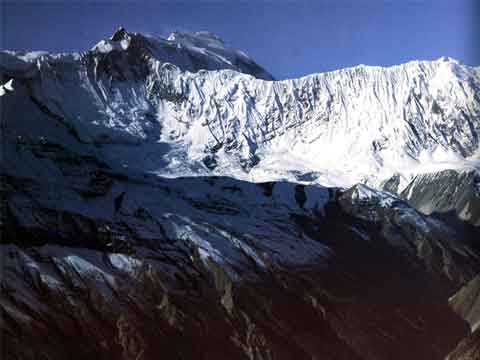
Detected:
left=2, top=173, right=480, bottom=360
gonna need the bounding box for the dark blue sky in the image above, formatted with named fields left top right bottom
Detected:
left=1, top=1, right=479, bottom=79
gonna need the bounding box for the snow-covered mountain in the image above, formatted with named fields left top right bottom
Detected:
left=2, top=28, right=480, bottom=360
left=2, top=28, right=479, bottom=190
left=91, top=27, right=274, bottom=80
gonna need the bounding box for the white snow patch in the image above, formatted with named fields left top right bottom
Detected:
left=0, top=79, right=13, bottom=96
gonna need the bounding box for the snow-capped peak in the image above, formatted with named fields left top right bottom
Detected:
left=90, top=26, right=133, bottom=54
left=110, top=26, right=129, bottom=41
left=89, top=27, right=273, bottom=80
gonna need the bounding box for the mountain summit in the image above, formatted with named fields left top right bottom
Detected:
left=90, top=27, right=274, bottom=80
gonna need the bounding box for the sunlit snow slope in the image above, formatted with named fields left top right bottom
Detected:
left=1, top=28, right=479, bottom=190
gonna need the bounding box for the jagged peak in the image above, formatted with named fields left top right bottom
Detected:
left=90, top=26, right=134, bottom=54
left=86, top=27, right=274, bottom=80
left=110, top=26, right=129, bottom=41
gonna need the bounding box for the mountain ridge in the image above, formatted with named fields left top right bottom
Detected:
left=2, top=29, right=479, bottom=192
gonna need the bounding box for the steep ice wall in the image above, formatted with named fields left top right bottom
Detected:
left=1, top=29, right=479, bottom=190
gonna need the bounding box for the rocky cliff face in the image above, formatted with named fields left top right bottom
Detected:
left=1, top=28, right=480, bottom=360
left=3, top=173, right=478, bottom=360
left=448, top=276, right=480, bottom=359
left=400, top=169, right=480, bottom=226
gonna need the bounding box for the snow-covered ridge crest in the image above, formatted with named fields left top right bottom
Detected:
left=144, top=55, right=480, bottom=189
left=1, top=28, right=479, bottom=191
